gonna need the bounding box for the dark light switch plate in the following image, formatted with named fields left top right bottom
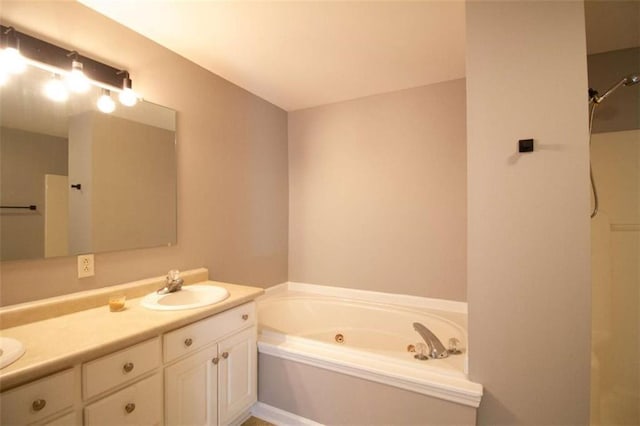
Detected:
left=519, top=139, right=534, bottom=153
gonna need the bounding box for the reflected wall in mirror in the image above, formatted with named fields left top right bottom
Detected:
left=0, top=66, right=177, bottom=261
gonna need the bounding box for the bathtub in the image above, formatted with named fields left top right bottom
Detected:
left=257, top=284, right=483, bottom=414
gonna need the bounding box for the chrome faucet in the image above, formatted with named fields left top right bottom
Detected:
left=157, top=270, right=184, bottom=295
left=413, top=322, right=449, bottom=359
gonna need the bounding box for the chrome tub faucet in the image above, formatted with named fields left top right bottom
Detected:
left=413, top=322, right=449, bottom=359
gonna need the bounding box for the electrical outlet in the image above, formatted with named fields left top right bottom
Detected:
left=78, top=254, right=95, bottom=278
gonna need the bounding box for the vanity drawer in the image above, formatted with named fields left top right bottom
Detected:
left=83, top=337, right=161, bottom=400
left=44, top=410, right=80, bottom=426
left=164, top=302, right=255, bottom=363
left=84, top=373, right=162, bottom=426
left=0, top=368, right=75, bottom=425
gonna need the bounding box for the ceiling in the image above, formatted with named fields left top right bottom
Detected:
left=584, top=0, right=640, bottom=55
left=78, top=0, right=466, bottom=111
left=79, top=1, right=638, bottom=112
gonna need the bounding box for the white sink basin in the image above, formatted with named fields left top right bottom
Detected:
left=0, top=336, right=26, bottom=369
left=140, top=285, right=230, bottom=311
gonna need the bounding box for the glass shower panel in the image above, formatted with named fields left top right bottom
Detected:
left=587, top=46, right=640, bottom=425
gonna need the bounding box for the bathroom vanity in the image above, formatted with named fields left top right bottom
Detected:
left=0, top=268, right=262, bottom=425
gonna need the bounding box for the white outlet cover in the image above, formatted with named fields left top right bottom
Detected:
left=78, top=254, right=95, bottom=278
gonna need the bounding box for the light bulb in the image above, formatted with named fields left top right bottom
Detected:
left=0, top=47, right=26, bottom=75
left=44, top=74, right=69, bottom=102
left=118, top=74, right=138, bottom=107
left=97, top=89, right=116, bottom=113
left=0, top=72, right=8, bottom=86
left=66, top=60, right=90, bottom=93
left=118, top=88, right=138, bottom=107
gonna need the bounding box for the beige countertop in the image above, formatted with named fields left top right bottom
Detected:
left=0, top=277, right=263, bottom=390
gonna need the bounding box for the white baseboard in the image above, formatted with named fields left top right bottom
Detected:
left=251, top=402, right=322, bottom=426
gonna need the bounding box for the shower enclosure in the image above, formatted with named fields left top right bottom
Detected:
left=587, top=46, right=639, bottom=425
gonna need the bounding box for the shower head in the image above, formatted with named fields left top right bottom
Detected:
left=623, top=73, right=640, bottom=86
left=591, top=72, right=640, bottom=104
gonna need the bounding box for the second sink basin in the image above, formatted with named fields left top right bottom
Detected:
left=141, top=284, right=230, bottom=311
left=0, top=336, right=26, bottom=369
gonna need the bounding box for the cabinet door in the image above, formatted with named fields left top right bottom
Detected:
left=218, top=327, right=257, bottom=425
left=165, top=344, right=219, bottom=426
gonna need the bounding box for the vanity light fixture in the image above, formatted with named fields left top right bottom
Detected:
left=97, top=88, right=116, bottom=113
left=0, top=24, right=142, bottom=111
left=66, top=53, right=91, bottom=93
left=44, top=74, right=69, bottom=102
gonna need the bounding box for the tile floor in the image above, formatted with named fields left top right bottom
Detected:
left=241, top=416, right=275, bottom=426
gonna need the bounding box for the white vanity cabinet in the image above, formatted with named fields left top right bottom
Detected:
left=0, top=300, right=258, bottom=426
left=164, top=302, right=257, bottom=426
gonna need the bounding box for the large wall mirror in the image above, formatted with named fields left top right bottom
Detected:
left=0, top=65, right=177, bottom=261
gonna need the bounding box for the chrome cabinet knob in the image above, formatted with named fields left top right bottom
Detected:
left=221, top=352, right=229, bottom=359
left=123, top=362, right=134, bottom=373
left=212, top=357, right=220, bottom=365
left=184, top=338, right=193, bottom=347
left=241, top=314, right=249, bottom=321
left=125, top=403, right=136, bottom=414
left=32, top=399, right=46, bottom=412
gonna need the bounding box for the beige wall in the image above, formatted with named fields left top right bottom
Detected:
left=0, top=127, right=67, bottom=261
left=258, top=354, right=477, bottom=425
left=466, top=2, right=591, bottom=424
left=288, top=79, right=467, bottom=301
left=0, top=1, right=288, bottom=306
